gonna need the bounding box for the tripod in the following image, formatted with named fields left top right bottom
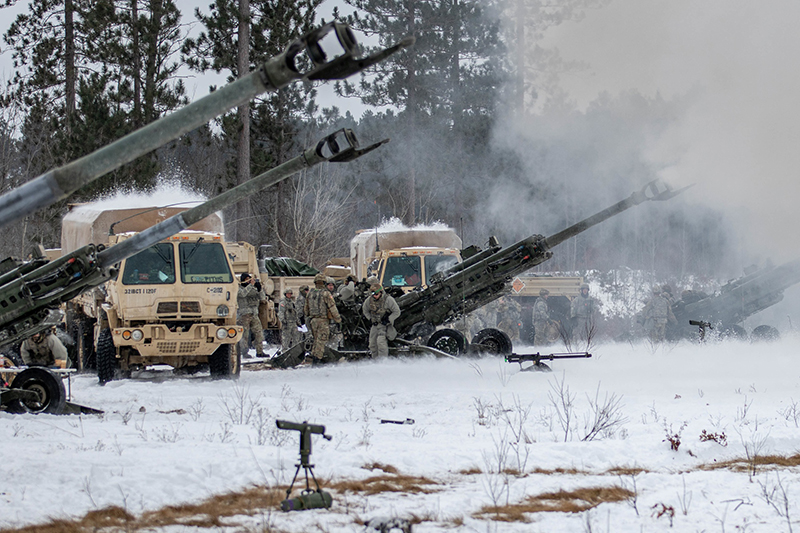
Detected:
left=276, top=419, right=333, bottom=510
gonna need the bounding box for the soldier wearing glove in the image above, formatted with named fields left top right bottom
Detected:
left=362, top=284, right=400, bottom=358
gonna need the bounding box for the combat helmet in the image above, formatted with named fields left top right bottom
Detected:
left=314, top=272, right=326, bottom=285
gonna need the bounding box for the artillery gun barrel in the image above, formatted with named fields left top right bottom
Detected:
left=0, top=23, right=412, bottom=229
left=97, top=130, right=388, bottom=268
left=393, top=179, right=687, bottom=333
left=0, top=129, right=387, bottom=349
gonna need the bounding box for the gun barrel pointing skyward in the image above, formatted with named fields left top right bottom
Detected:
left=0, top=22, right=412, bottom=229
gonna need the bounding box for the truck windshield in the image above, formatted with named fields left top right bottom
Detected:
left=179, top=242, right=233, bottom=283
left=121, top=243, right=176, bottom=285
left=425, top=255, right=459, bottom=285
left=383, top=256, right=422, bottom=287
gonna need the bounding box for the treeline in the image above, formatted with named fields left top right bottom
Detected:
left=0, top=0, right=734, bottom=281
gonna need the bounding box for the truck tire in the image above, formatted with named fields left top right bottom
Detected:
left=96, top=328, right=117, bottom=385
left=472, top=328, right=513, bottom=356
left=7, top=367, right=66, bottom=414
left=427, top=328, right=468, bottom=356
left=78, top=317, right=97, bottom=371
left=209, top=344, right=233, bottom=378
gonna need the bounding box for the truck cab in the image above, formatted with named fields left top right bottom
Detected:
left=372, top=248, right=460, bottom=292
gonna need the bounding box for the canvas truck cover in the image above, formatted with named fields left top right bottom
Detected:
left=350, top=225, right=462, bottom=280
left=262, top=257, right=319, bottom=277
left=61, top=204, right=224, bottom=255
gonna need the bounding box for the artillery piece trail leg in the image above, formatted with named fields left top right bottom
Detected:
left=7, top=368, right=67, bottom=414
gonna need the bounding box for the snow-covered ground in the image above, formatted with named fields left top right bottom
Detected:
left=3, top=336, right=800, bottom=532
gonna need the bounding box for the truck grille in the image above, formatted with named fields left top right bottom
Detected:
left=157, top=341, right=201, bottom=354
left=157, top=302, right=178, bottom=314
left=180, top=301, right=201, bottom=313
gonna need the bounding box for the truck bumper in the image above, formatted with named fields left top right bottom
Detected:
left=112, top=324, right=243, bottom=357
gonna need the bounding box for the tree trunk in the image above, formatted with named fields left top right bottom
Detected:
left=132, top=0, right=142, bottom=128
left=64, top=0, right=76, bottom=126
left=235, top=0, right=251, bottom=242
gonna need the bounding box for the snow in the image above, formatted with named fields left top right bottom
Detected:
left=3, top=337, right=800, bottom=531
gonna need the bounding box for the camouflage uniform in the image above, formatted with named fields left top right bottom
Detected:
left=337, top=277, right=356, bottom=305
left=362, top=284, right=401, bottom=358
left=642, top=288, right=677, bottom=342
left=21, top=331, right=69, bottom=367
left=496, top=297, right=521, bottom=341
left=237, top=274, right=266, bottom=356
left=570, top=284, right=596, bottom=342
left=278, top=291, right=301, bottom=352
left=532, top=290, right=551, bottom=346
left=304, top=274, right=341, bottom=360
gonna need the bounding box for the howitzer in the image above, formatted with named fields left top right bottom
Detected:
left=670, top=259, right=800, bottom=341
left=276, top=419, right=333, bottom=512
left=0, top=128, right=388, bottom=351
left=0, top=22, right=412, bottom=229
left=505, top=351, right=592, bottom=372
left=324, top=179, right=688, bottom=360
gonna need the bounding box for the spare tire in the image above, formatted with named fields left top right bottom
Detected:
left=7, top=367, right=66, bottom=414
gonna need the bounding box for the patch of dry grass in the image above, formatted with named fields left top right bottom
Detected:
left=474, top=485, right=634, bottom=522
left=362, top=461, right=399, bottom=474
left=700, top=453, right=800, bottom=472
left=0, top=486, right=289, bottom=533
left=329, top=474, right=440, bottom=496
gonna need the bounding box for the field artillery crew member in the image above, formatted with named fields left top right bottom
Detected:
left=362, top=283, right=400, bottom=358
left=304, top=273, right=341, bottom=363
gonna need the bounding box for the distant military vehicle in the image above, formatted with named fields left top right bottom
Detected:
left=669, top=259, right=800, bottom=341
left=271, top=179, right=687, bottom=366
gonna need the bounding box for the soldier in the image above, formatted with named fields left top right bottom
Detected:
left=496, top=297, right=521, bottom=341
left=362, top=284, right=401, bottom=358
left=641, top=287, right=677, bottom=343
left=533, top=288, right=551, bottom=346
left=570, top=284, right=596, bottom=342
left=662, top=284, right=675, bottom=305
left=338, top=275, right=356, bottom=305
left=277, top=288, right=302, bottom=352
left=304, top=273, right=341, bottom=363
left=21, top=329, right=70, bottom=368
left=325, top=276, right=336, bottom=294
left=237, top=273, right=267, bottom=357
left=296, top=285, right=309, bottom=326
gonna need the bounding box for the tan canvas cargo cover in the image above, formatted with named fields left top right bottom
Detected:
left=61, top=204, right=224, bottom=254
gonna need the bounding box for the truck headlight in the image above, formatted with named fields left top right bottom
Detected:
left=216, top=305, right=229, bottom=317
left=227, top=328, right=238, bottom=338
left=131, top=329, right=144, bottom=341
left=216, top=328, right=228, bottom=340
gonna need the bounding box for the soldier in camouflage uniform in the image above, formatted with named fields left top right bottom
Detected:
left=496, top=297, right=521, bottom=341
left=237, top=273, right=267, bottom=357
left=21, top=330, right=70, bottom=367
left=304, top=273, right=341, bottom=362
left=277, top=288, right=301, bottom=352
left=362, top=283, right=401, bottom=358
left=533, top=288, right=551, bottom=346
left=570, top=284, right=596, bottom=343
left=641, top=287, right=677, bottom=342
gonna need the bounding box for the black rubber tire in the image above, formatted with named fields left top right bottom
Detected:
left=209, top=344, right=232, bottom=378
left=96, top=328, right=117, bottom=385
left=427, top=328, right=468, bottom=356
left=472, top=328, right=513, bottom=356
left=720, top=324, right=748, bottom=341
left=751, top=325, right=780, bottom=342
left=231, top=344, right=241, bottom=379
left=7, top=367, right=66, bottom=414
left=78, top=318, right=97, bottom=370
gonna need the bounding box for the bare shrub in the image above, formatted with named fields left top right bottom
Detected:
left=581, top=385, right=627, bottom=441
left=547, top=372, right=576, bottom=442
left=699, top=429, right=728, bottom=447
left=219, top=383, right=262, bottom=425
left=652, top=503, right=675, bottom=527
left=758, top=473, right=794, bottom=533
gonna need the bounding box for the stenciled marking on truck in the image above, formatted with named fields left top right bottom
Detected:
left=207, top=287, right=223, bottom=294
left=124, top=288, right=158, bottom=295
left=190, top=275, right=227, bottom=283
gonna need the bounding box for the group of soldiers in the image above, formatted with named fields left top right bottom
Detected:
left=237, top=272, right=400, bottom=364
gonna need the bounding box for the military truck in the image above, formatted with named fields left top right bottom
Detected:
left=269, top=180, right=687, bottom=366
left=62, top=204, right=244, bottom=379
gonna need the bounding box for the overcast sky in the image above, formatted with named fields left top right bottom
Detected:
left=540, top=0, right=800, bottom=261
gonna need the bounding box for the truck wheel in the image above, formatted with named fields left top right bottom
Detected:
left=78, top=318, right=97, bottom=370
left=231, top=345, right=242, bottom=379
left=209, top=344, right=232, bottom=378
left=751, top=325, right=780, bottom=342
left=96, top=328, right=118, bottom=385
left=7, top=368, right=66, bottom=414
left=472, top=328, right=513, bottom=356
left=427, top=329, right=468, bottom=356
